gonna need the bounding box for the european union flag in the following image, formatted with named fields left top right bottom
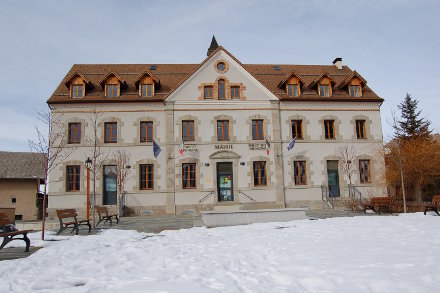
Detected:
left=287, top=137, right=296, bottom=151
left=153, top=140, right=161, bottom=158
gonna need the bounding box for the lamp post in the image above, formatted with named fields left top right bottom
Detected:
left=85, top=157, right=92, bottom=220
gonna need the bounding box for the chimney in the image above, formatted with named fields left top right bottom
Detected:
left=332, top=57, right=343, bottom=69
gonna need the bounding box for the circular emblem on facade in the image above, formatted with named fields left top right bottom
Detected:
left=214, top=60, right=228, bottom=74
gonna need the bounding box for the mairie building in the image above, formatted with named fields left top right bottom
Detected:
left=46, top=38, right=385, bottom=217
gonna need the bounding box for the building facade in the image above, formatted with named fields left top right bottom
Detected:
left=47, top=41, right=386, bottom=217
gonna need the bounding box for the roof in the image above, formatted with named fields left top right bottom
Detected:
left=47, top=48, right=383, bottom=104
left=0, top=152, right=46, bottom=179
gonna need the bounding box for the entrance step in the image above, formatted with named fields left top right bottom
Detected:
left=213, top=205, right=243, bottom=212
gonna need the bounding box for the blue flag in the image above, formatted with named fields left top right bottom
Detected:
left=287, top=137, right=296, bottom=151
left=153, top=140, right=161, bottom=158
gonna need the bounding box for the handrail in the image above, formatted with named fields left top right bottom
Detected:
left=321, top=184, right=334, bottom=209
left=199, top=191, right=215, bottom=203
left=349, top=184, right=363, bottom=206
left=238, top=190, right=257, bottom=202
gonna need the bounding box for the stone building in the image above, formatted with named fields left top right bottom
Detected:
left=0, top=151, right=46, bottom=221
left=46, top=38, right=386, bottom=217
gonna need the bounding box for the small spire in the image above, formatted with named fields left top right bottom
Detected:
left=207, top=35, right=219, bottom=56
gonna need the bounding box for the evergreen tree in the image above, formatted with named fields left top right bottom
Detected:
left=394, top=93, right=431, bottom=139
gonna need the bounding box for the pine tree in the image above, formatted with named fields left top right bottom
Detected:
left=394, top=93, right=431, bottom=139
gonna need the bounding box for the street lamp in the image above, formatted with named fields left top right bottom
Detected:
left=85, top=157, right=92, bottom=220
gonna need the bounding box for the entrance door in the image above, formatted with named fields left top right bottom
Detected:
left=327, top=160, right=340, bottom=197
left=217, top=162, right=233, bottom=201
left=103, top=165, right=117, bottom=205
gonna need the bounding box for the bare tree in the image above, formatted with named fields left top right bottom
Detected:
left=29, top=110, right=75, bottom=240
left=85, top=109, right=110, bottom=226
left=114, top=150, right=131, bottom=216
left=336, top=145, right=357, bottom=194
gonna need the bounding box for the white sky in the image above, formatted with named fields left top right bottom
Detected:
left=1, top=0, right=439, bottom=151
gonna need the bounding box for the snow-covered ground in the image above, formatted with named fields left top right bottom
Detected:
left=0, top=213, right=439, bottom=293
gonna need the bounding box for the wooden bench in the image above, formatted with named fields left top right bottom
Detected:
left=424, top=195, right=440, bottom=216
left=96, top=206, right=119, bottom=226
left=363, top=197, right=392, bottom=214
left=0, top=212, right=33, bottom=252
left=56, top=209, right=91, bottom=235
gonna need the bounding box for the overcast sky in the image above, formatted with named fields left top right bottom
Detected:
left=1, top=0, right=439, bottom=151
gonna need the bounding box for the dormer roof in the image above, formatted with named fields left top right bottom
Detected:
left=99, top=71, right=127, bottom=89
left=308, top=72, right=336, bottom=88
left=63, top=71, right=93, bottom=89
left=134, top=70, right=161, bottom=89
left=278, top=71, right=305, bottom=88
left=338, top=71, right=367, bottom=88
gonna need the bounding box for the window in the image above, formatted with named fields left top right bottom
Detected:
left=350, top=85, right=361, bottom=97
left=356, top=120, right=366, bottom=139
left=106, top=84, right=118, bottom=97
left=105, top=122, right=117, bottom=143
left=217, top=120, right=229, bottom=141
left=182, top=163, right=196, bottom=189
left=217, top=62, right=225, bottom=71
left=11, top=197, right=16, bottom=203
left=140, top=122, right=153, bottom=143
left=324, top=120, right=335, bottom=139
left=294, top=161, right=307, bottom=185
left=66, top=165, right=80, bottom=191
left=253, top=161, right=267, bottom=186
left=320, top=84, right=330, bottom=97
left=68, top=123, right=81, bottom=144
left=141, top=84, right=153, bottom=97
left=359, top=160, right=371, bottom=183
left=182, top=120, right=195, bottom=141
left=204, top=86, right=213, bottom=99
left=287, top=84, right=299, bottom=97
left=231, top=86, right=240, bottom=99
left=291, top=120, right=303, bottom=139
left=72, top=85, right=83, bottom=98
left=140, top=164, right=154, bottom=190
left=218, top=79, right=225, bottom=99
left=252, top=119, right=264, bottom=140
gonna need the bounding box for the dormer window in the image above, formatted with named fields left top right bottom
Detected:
left=338, top=72, right=366, bottom=98
left=135, top=71, right=160, bottom=98
left=350, top=85, right=361, bottom=97
left=279, top=72, right=304, bottom=98
left=106, top=84, right=118, bottom=97
left=141, top=84, right=153, bottom=97
left=99, top=71, right=127, bottom=98
left=287, top=84, right=299, bottom=97
left=65, top=72, right=92, bottom=98
left=72, top=85, right=83, bottom=98
left=319, top=84, right=330, bottom=97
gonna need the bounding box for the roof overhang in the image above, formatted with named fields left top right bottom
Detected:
left=308, top=72, right=336, bottom=88
left=277, top=71, right=305, bottom=88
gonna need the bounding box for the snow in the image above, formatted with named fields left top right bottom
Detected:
left=1, top=213, right=439, bottom=292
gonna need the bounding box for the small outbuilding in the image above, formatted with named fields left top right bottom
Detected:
left=0, top=151, right=46, bottom=221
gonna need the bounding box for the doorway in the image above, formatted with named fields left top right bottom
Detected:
left=327, top=160, right=340, bottom=197
left=217, top=162, right=233, bottom=201
left=103, top=165, right=117, bottom=205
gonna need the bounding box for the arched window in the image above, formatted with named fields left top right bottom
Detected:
left=218, top=79, right=225, bottom=99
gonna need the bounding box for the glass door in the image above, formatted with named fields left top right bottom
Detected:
left=327, top=160, right=340, bottom=197
left=103, top=165, right=117, bottom=205
left=217, top=162, right=233, bottom=201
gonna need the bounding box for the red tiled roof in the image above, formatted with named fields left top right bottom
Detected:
left=47, top=50, right=383, bottom=104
